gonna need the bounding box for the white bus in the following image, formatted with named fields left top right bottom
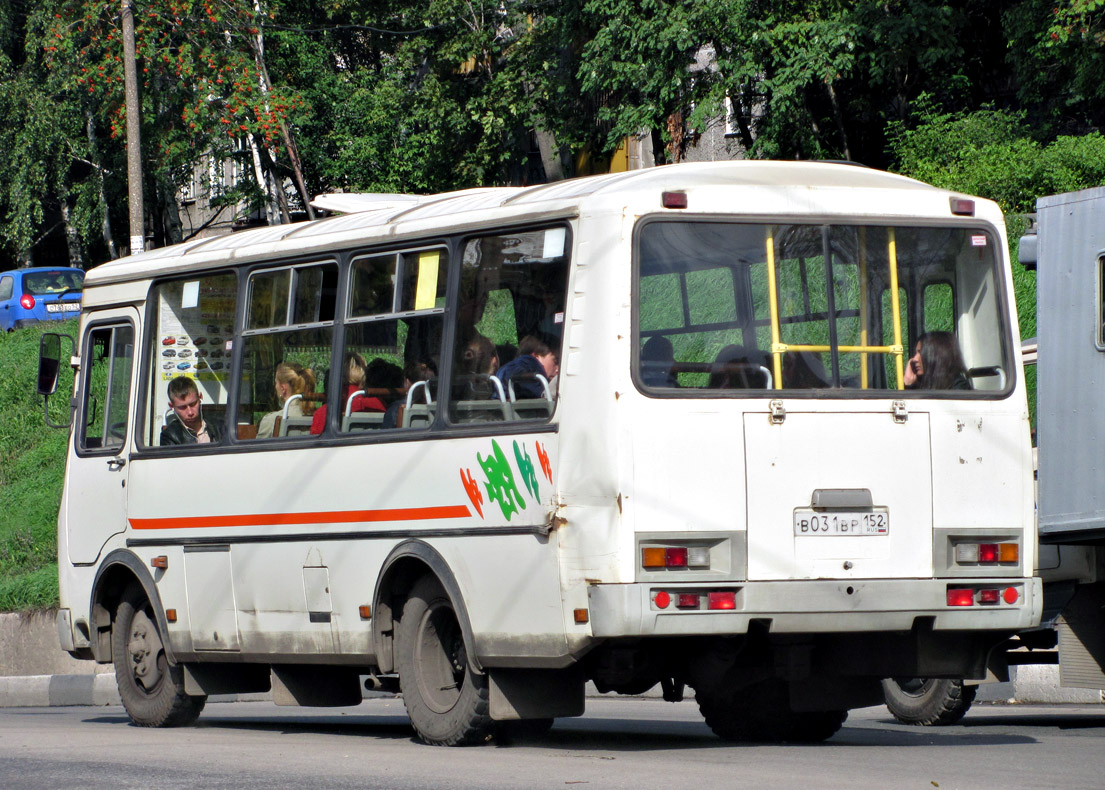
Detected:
left=38, top=161, right=1039, bottom=745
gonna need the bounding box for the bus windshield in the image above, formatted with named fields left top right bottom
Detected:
left=636, top=221, right=1008, bottom=394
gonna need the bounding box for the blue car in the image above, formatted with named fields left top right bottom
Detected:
left=0, top=267, right=84, bottom=331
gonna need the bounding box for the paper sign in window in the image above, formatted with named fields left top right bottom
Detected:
left=414, top=251, right=440, bottom=311
left=182, top=281, right=200, bottom=309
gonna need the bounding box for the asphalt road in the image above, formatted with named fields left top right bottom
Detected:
left=1, top=697, right=1103, bottom=790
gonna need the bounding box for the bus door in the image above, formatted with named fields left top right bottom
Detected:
left=742, top=408, right=933, bottom=581
left=67, top=308, right=139, bottom=565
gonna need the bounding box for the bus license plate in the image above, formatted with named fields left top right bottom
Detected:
left=46, top=302, right=80, bottom=313
left=793, top=509, right=889, bottom=536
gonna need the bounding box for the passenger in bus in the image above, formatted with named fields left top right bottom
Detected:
left=460, top=335, right=500, bottom=397
left=708, top=345, right=771, bottom=389
left=311, top=352, right=367, bottom=434
left=904, top=331, right=971, bottom=390
left=256, top=362, right=317, bottom=439
left=383, top=359, right=438, bottom=429
left=161, top=376, right=223, bottom=445
left=783, top=351, right=829, bottom=389
left=641, top=335, right=679, bottom=387
left=495, top=335, right=557, bottom=399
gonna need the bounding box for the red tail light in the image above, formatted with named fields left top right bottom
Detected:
left=708, top=592, right=736, bottom=610
left=947, top=588, right=975, bottom=606
left=665, top=548, right=688, bottom=567
left=654, top=591, right=671, bottom=609
left=20, top=294, right=34, bottom=310
left=677, top=593, right=700, bottom=610
left=978, top=544, right=999, bottom=563
left=978, top=588, right=1000, bottom=605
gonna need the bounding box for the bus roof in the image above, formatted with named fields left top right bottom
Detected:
left=85, top=161, right=951, bottom=287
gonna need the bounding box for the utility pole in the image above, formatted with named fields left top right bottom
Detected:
left=122, top=0, right=144, bottom=254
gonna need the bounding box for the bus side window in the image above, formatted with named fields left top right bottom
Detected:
left=80, top=324, right=134, bottom=452
left=448, top=227, right=569, bottom=424
left=239, top=262, right=336, bottom=440
left=143, top=272, right=238, bottom=447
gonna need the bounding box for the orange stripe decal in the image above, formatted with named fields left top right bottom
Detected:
left=129, top=505, right=472, bottom=530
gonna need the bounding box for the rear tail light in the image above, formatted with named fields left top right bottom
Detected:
left=947, top=585, right=1021, bottom=607
left=686, top=547, right=710, bottom=568
left=950, top=197, right=975, bottom=216
left=708, top=592, right=736, bottom=610
left=19, top=294, right=34, bottom=310
left=978, top=589, right=1000, bottom=605
left=666, top=547, right=688, bottom=567
left=954, top=541, right=1018, bottom=565
left=947, top=588, right=975, bottom=606
left=677, top=593, right=700, bottom=610
left=642, top=544, right=710, bottom=570
left=653, top=591, right=671, bottom=609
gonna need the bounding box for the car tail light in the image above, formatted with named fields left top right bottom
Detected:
left=947, top=588, right=975, bottom=606
left=978, top=544, right=998, bottom=563
left=20, top=294, right=34, bottom=310
left=999, top=544, right=1019, bottom=563
left=654, top=591, right=671, bottom=609
left=707, top=592, right=736, bottom=610
left=1003, top=587, right=1019, bottom=604
left=666, top=547, right=688, bottom=567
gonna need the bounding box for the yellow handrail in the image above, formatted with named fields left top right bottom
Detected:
left=761, top=225, right=905, bottom=388
left=764, top=227, right=783, bottom=389
left=859, top=228, right=869, bottom=389
left=887, top=228, right=905, bottom=389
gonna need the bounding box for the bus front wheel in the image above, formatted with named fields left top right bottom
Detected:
left=112, top=583, right=206, bottom=727
left=396, top=576, right=492, bottom=746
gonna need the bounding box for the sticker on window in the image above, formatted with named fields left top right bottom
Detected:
left=970, top=235, right=987, bottom=247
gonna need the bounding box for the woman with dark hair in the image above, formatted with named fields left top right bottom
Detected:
left=904, top=331, right=971, bottom=390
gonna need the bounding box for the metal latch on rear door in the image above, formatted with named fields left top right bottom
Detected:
left=892, top=400, right=908, bottom=424
left=769, top=399, right=786, bottom=424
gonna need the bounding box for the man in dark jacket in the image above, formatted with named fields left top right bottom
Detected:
left=161, top=376, right=223, bottom=445
left=495, top=335, right=558, bottom=399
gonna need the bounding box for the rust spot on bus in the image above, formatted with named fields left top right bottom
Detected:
left=617, top=493, right=623, bottom=514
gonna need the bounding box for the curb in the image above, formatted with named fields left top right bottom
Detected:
left=0, top=673, right=121, bottom=707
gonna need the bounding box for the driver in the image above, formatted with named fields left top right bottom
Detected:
left=161, top=376, right=222, bottom=445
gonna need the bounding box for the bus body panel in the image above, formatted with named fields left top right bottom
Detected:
left=125, top=432, right=569, bottom=666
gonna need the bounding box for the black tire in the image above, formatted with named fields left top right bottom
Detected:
left=697, top=679, right=847, bottom=744
left=397, top=576, right=492, bottom=746
left=882, top=678, right=976, bottom=726
left=113, top=584, right=206, bottom=727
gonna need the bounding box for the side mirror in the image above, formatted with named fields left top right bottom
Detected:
left=38, top=332, right=75, bottom=429
left=37, top=333, right=62, bottom=396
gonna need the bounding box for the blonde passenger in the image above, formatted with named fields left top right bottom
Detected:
left=256, top=362, right=317, bottom=439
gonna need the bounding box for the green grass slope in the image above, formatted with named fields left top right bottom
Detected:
left=0, top=321, right=76, bottom=611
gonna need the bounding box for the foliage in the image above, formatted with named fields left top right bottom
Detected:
left=0, top=320, right=78, bottom=612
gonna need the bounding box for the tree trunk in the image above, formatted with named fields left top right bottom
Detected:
left=85, top=112, right=118, bottom=260
left=826, top=81, right=852, bottom=161
left=59, top=199, right=86, bottom=269
left=250, top=2, right=313, bottom=220
left=158, top=175, right=184, bottom=246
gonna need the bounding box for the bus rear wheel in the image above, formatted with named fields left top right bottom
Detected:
left=882, top=678, right=975, bottom=726
left=112, top=584, right=205, bottom=727
left=697, top=679, right=847, bottom=743
left=397, top=576, right=492, bottom=746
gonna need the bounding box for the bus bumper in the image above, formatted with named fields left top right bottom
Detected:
left=587, top=577, right=1043, bottom=637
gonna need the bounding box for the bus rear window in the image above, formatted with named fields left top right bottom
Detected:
left=636, top=221, right=1009, bottom=394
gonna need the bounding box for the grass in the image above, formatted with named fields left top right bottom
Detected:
left=0, top=320, right=77, bottom=612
